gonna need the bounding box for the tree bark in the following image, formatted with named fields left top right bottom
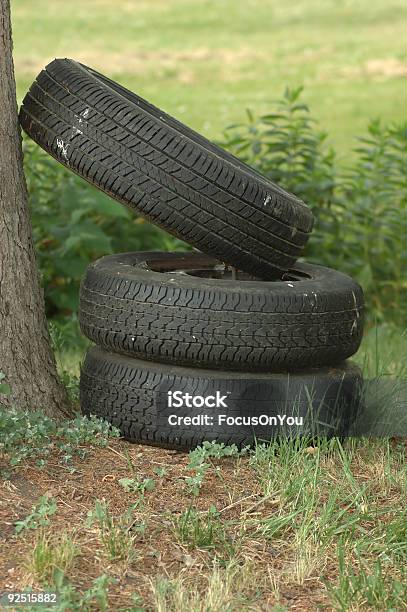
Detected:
left=0, top=0, right=72, bottom=419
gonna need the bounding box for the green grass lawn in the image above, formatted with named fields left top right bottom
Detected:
left=12, top=0, right=407, bottom=155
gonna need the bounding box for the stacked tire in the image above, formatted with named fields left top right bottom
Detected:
left=20, top=59, right=365, bottom=450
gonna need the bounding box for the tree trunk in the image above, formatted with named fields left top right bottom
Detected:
left=0, top=0, right=72, bottom=419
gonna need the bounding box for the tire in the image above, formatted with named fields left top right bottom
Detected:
left=80, top=346, right=363, bottom=450
left=79, top=252, right=364, bottom=372
left=19, top=58, right=314, bottom=279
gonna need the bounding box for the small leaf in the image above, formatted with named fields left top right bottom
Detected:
left=0, top=383, right=11, bottom=396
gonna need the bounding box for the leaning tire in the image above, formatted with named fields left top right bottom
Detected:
left=79, top=252, right=364, bottom=372
left=19, top=58, right=314, bottom=279
left=80, top=346, right=362, bottom=450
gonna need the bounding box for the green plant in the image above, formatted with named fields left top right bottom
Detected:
left=0, top=407, right=119, bottom=474
left=86, top=500, right=140, bottom=562
left=188, top=441, right=246, bottom=463
left=26, top=531, right=79, bottom=585
left=119, top=593, right=147, bottom=612
left=0, top=372, right=11, bottom=396
left=383, top=511, right=407, bottom=560
left=26, top=569, right=114, bottom=612
left=183, top=465, right=209, bottom=497
left=338, top=120, right=407, bottom=325
left=174, top=506, right=223, bottom=548
left=326, top=543, right=406, bottom=611
left=222, top=89, right=407, bottom=324
left=221, top=86, right=336, bottom=210
left=154, top=467, right=168, bottom=478
left=173, top=505, right=232, bottom=554
left=118, top=477, right=156, bottom=494
left=48, top=318, right=86, bottom=402
left=15, top=496, right=57, bottom=534
left=184, top=442, right=247, bottom=496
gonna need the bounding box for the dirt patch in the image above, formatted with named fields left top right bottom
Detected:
left=365, top=58, right=407, bottom=77
left=16, top=47, right=264, bottom=83
left=341, top=58, right=407, bottom=80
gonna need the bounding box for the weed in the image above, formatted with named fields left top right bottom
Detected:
left=120, top=593, right=147, bottom=612
left=154, top=467, right=168, bottom=477
left=183, top=462, right=210, bottom=497
left=188, top=441, right=246, bottom=464
left=151, top=558, right=261, bottom=611
left=326, top=543, right=407, bottom=611
left=184, top=442, right=247, bottom=496
left=15, top=496, right=57, bottom=535
left=122, top=447, right=138, bottom=475
left=0, top=407, right=119, bottom=475
left=86, top=500, right=140, bottom=563
left=25, top=531, right=79, bottom=585
left=173, top=505, right=233, bottom=557
left=28, top=569, right=114, bottom=611
left=118, top=477, right=156, bottom=494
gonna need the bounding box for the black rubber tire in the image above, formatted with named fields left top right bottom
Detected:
left=19, top=58, right=314, bottom=279
left=79, top=252, right=364, bottom=372
left=80, top=346, right=363, bottom=450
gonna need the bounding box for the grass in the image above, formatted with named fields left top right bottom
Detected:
left=151, top=559, right=260, bottom=611
left=86, top=500, right=140, bottom=564
left=173, top=505, right=231, bottom=553
left=25, top=531, right=79, bottom=586
left=12, top=0, right=407, bottom=154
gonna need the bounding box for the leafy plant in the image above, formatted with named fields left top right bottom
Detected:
left=184, top=442, right=247, bottom=496
left=0, top=407, right=119, bottom=474
left=188, top=440, right=246, bottom=464
left=183, top=462, right=210, bottom=497
left=28, top=569, right=114, bottom=612
left=221, top=86, right=336, bottom=210
left=118, top=477, right=156, bottom=494
left=222, top=89, right=407, bottom=324
left=154, top=466, right=168, bottom=478
left=86, top=500, right=141, bottom=562
left=0, top=372, right=11, bottom=396
left=15, top=495, right=57, bottom=534
left=338, top=120, right=407, bottom=324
